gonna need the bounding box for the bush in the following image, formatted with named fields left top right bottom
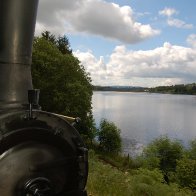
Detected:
left=187, top=139, right=196, bottom=160
left=142, top=136, right=183, bottom=174
left=175, top=139, right=196, bottom=189
left=176, top=158, right=196, bottom=189
left=98, top=119, right=121, bottom=154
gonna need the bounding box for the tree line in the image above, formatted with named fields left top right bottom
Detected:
left=93, top=85, right=147, bottom=92
left=149, top=83, right=196, bottom=94
left=93, top=83, right=196, bottom=95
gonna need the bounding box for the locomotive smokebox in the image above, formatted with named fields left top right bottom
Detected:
left=0, top=0, right=39, bottom=110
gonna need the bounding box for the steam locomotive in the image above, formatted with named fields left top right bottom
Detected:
left=0, top=0, right=88, bottom=195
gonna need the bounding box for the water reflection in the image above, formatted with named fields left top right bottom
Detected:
left=92, top=91, right=196, bottom=154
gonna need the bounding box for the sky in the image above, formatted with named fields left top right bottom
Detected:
left=35, top=0, right=196, bottom=87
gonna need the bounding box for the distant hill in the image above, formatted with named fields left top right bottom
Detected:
left=93, top=85, right=148, bottom=92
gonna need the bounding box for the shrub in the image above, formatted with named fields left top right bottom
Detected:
left=176, top=158, right=196, bottom=189
left=142, top=136, right=183, bottom=174
left=187, top=139, right=196, bottom=160
left=98, top=119, right=121, bottom=154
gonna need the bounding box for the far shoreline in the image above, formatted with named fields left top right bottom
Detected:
left=93, top=90, right=196, bottom=96
left=93, top=83, right=196, bottom=95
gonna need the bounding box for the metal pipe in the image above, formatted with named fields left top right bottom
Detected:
left=0, top=0, right=39, bottom=110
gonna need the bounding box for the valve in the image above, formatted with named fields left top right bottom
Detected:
left=24, top=177, right=53, bottom=196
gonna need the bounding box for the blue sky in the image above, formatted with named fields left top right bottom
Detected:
left=36, top=0, right=196, bottom=87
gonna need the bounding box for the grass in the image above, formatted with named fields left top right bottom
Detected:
left=87, top=150, right=194, bottom=196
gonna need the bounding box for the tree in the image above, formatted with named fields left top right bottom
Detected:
left=41, top=31, right=56, bottom=44
left=187, top=139, right=196, bottom=160
left=41, top=31, right=72, bottom=55
left=32, top=36, right=95, bottom=141
left=175, top=139, right=196, bottom=189
left=176, top=158, right=196, bottom=189
left=98, top=119, right=121, bottom=154
left=56, top=35, right=72, bottom=55
left=143, top=136, right=183, bottom=174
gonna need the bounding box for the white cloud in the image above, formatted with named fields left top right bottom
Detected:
left=74, top=41, right=196, bottom=87
left=73, top=50, right=111, bottom=83
left=167, top=18, right=193, bottom=29
left=187, top=34, right=196, bottom=48
left=159, top=7, right=178, bottom=17
left=36, top=0, right=159, bottom=43
left=159, top=7, right=193, bottom=29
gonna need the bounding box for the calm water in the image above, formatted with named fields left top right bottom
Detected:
left=92, top=91, right=196, bottom=155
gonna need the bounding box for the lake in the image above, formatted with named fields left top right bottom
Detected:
left=92, top=91, right=196, bottom=155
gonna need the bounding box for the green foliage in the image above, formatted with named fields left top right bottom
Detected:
left=56, top=35, right=72, bottom=54
left=88, top=150, right=133, bottom=196
left=176, top=158, right=196, bottom=189
left=187, top=139, right=196, bottom=160
left=98, top=119, right=122, bottom=154
left=95, top=153, right=134, bottom=171
left=32, top=34, right=95, bottom=140
left=41, top=31, right=72, bottom=54
left=132, top=168, right=164, bottom=184
left=175, top=138, right=196, bottom=189
left=130, top=168, right=176, bottom=196
left=142, top=136, right=183, bottom=174
left=87, top=150, right=193, bottom=196
left=41, top=31, right=56, bottom=45
left=149, top=83, right=196, bottom=95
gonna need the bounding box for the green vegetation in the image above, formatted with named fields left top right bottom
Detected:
left=91, top=120, right=196, bottom=195
left=176, top=158, right=196, bottom=189
left=136, top=137, right=196, bottom=189
left=32, top=31, right=95, bottom=139
left=149, top=83, right=196, bottom=95
left=93, top=86, right=147, bottom=92
left=141, top=136, right=183, bottom=174
left=87, top=150, right=194, bottom=196
left=97, top=119, right=122, bottom=154
left=88, top=137, right=196, bottom=195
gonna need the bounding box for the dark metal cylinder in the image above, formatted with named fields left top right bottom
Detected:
left=0, top=0, right=39, bottom=110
